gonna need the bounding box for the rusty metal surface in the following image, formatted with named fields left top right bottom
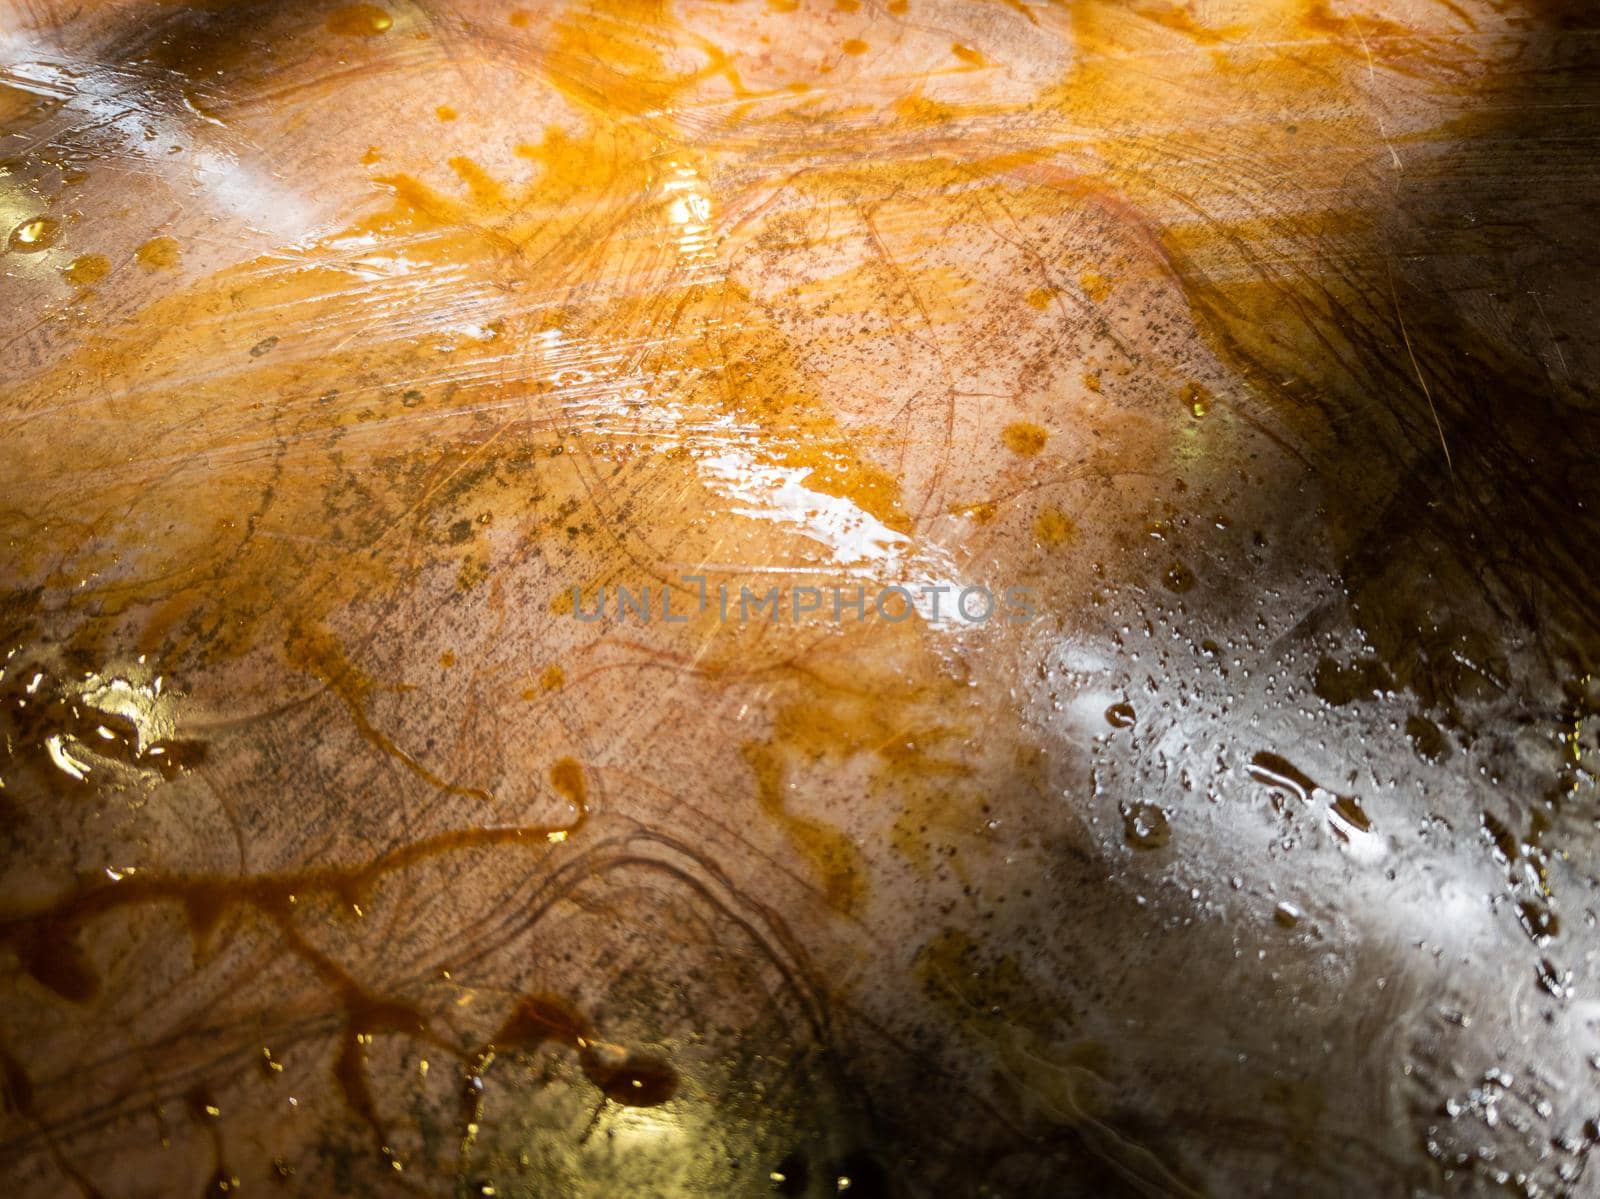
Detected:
left=1, top=1, right=1598, bottom=1195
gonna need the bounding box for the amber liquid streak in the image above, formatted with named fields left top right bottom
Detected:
left=0, top=758, right=588, bottom=1167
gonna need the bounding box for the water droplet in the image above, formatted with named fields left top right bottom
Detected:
left=1104, top=701, right=1136, bottom=729
left=62, top=253, right=109, bottom=285
left=1162, top=561, right=1196, bottom=593
left=1121, top=802, right=1170, bottom=850
left=8, top=216, right=60, bottom=253
left=327, top=4, right=393, bottom=36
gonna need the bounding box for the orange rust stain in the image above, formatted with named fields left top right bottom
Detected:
left=1034, top=508, right=1078, bottom=547
left=1002, top=422, right=1049, bottom=456
left=135, top=235, right=181, bottom=270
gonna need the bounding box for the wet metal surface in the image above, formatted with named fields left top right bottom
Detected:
left=1, top=1, right=1598, bottom=1195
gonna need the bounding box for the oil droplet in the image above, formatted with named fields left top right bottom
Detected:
left=508, top=10, right=530, bottom=27
left=326, top=4, right=393, bottom=36
left=1274, top=902, right=1302, bottom=928
left=1247, top=751, right=1317, bottom=803
left=1025, top=286, right=1055, bottom=310
left=1121, top=803, right=1170, bottom=850
left=1312, top=655, right=1393, bottom=706
left=1001, top=422, right=1048, bottom=456
left=951, top=42, right=984, bottom=65
left=1518, top=899, right=1559, bottom=944
left=887, top=0, right=908, bottom=11
left=1162, top=561, right=1196, bottom=593
left=8, top=217, right=60, bottom=253
left=539, top=664, right=565, bottom=692
left=1329, top=794, right=1373, bottom=837
left=842, top=39, right=869, bottom=55
left=1104, top=701, right=1136, bottom=729
left=1535, top=958, right=1571, bottom=999
left=1078, top=269, right=1110, bottom=303
left=1181, top=380, right=1211, bottom=419
left=62, top=253, right=109, bottom=286
left=435, top=105, right=458, bottom=121
left=135, top=235, right=181, bottom=270
left=548, top=758, right=586, bottom=825
left=1482, top=810, right=1518, bottom=863
left=1034, top=508, right=1078, bottom=547
left=589, top=1048, right=678, bottom=1107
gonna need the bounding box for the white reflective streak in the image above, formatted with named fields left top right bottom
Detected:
left=0, top=37, right=314, bottom=240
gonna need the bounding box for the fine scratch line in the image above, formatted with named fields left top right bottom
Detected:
left=1389, top=269, right=1452, bottom=475
left=1350, top=16, right=1404, bottom=171
left=1531, top=290, right=1569, bottom=378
